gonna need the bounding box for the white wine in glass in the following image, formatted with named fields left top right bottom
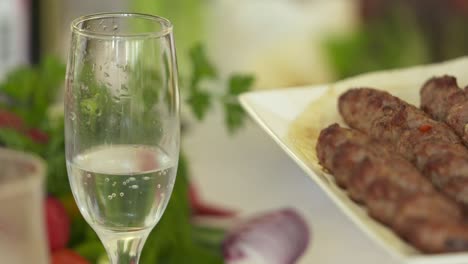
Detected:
left=64, top=13, right=180, bottom=264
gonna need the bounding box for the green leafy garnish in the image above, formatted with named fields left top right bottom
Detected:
left=187, top=90, right=212, bottom=120
left=0, top=56, right=65, bottom=126
left=189, top=44, right=218, bottom=84
left=224, top=75, right=254, bottom=133
left=186, top=44, right=255, bottom=133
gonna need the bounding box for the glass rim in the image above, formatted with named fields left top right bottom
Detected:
left=71, top=12, right=173, bottom=39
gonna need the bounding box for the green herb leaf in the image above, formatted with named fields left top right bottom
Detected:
left=74, top=240, right=106, bottom=263
left=0, top=128, right=39, bottom=152
left=0, top=56, right=65, bottom=126
left=224, top=103, right=246, bottom=134
left=43, top=118, right=71, bottom=197
left=189, top=44, right=217, bottom=85
left=222, top=74, right=254, bottom=134
left=187, top=89, right=212, bottom=121
left=228, top=75, right=254, bottom=96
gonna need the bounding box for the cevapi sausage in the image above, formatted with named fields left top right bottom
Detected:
left=316, top=124, right=468, bottom=253
left=338, top=88, right=468, bottom=206
left=421, top=75, right=468, bottom=146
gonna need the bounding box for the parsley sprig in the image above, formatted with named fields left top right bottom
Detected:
left=186, top=44, right=254, bottom=134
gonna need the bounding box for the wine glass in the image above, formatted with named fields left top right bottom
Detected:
left=64, top=13, right=179, bottom=263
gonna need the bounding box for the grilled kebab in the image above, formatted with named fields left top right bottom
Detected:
left=317, top=124, right=468, bottom=253
left=339, top=88, right=468, bottom=206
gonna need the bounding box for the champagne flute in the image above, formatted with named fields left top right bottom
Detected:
left=64, top=13, right=180, bottom=263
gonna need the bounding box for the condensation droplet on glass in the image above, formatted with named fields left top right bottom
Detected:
left=157, top=184, right=161, bottom=189
left=128, top=177, right=136, bottom=182
left=143, top=176, right=150, bottom=180
left=105, top=178, right=110, bottom=182
left=113, top=25, right=118, bottom=31
left=162, top=170, right=167, bottom=175
left=105, top=81, right=112, bottom=87
left=112, top=181, right=116, bottom=186
left=87, top=173, right=91, bottom=178
left=123, top=181, right=127, bottom=186
left=70, top=112, right=76, bottom=121
left=120, top=192, right=124, bottom=197
left=130, top=185, right=139, bottom=190
left=103, top=25, right=107, bottom=30
left=121, top=84, right=128, bottom=91
left=107, top=195, right=113, bottom=200
left=104, top=72, right=110, bottom=78
left=112, top=193, right=116, bottom=198
left=160, top=193, right=165, bottom=198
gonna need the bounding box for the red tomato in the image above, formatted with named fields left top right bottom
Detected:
left=0, top=110, right=49, bottom=144
left=0, top=110, right=24, bottom=130
left=51, top=249, right=90, bottom=264
left=27, top=128, right=49, bottom=144
left=46, top=197, right=71, bottom=252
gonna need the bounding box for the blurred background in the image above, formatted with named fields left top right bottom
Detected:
left=2, top=0, right=468, bottom=263
left=6, top=0, right=468, bottom=85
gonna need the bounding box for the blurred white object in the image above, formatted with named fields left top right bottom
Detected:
left=0, top=148, right=47, bottom=264
left=207, top=0, right=359, bottom=89
left=0, top=0, right=30, bottom=80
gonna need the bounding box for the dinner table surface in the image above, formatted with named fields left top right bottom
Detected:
left=183, top=109, right=400, bottom=264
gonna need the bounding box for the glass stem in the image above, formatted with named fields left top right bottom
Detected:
left=99, top=230, right=149, bottom=264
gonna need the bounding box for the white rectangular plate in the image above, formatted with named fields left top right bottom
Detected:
left=240, top=84, right=468, bottom=264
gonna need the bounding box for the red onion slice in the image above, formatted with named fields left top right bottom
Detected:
left=223, top=208, right=310, bottom=264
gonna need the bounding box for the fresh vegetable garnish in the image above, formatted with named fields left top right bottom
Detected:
left=186, top=44, right=255, bottom=134
left=46, top=196, right=71, bottom=252
left=0, top=45, right=254, bottom=263
left=223, top=209, right=310, bottom=264
left=0, top=109, right=23, bottom=130
left=27, top=128, right=49, bottom=143
left=0, top=110, right=49, bottom=144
